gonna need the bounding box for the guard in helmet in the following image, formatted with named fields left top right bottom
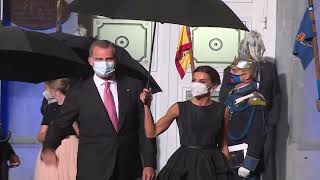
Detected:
left=226, top=57, right=268, bottom=180
left=219, top=31, right=281, bottom=180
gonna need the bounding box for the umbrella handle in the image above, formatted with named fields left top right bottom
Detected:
left=143, top=92, right=152, bottom=106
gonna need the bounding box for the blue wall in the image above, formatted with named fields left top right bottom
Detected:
left=1, top=82, right=47, bottom=179
left=302, top=62, right=320, bottom=143
left=5, top=82, right=43, bottom=138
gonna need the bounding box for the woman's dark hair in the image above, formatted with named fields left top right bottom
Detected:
left=192, top=66, right=221, bottom=85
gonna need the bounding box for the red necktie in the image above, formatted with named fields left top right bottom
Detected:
left=103, top=81, right=119, bottom=131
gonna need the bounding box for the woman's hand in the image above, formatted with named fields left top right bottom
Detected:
left=140, top=88, right=152, bottom=106
left=41, top=149, right=58, bottom=167
left=8, top=153, right=21, bottom=168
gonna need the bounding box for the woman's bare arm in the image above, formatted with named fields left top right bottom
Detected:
left=37, top=125, right=48, bottom=143
left=140, top=90, right=179, bottom=138
left=219, top=108, right=230, bottom=159
left=144, top=103, right=179, bottom=138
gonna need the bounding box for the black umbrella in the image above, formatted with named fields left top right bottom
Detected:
left=69, top=0, right=248, bottom=91
left=49, top=32, right=94, bottom=63
left=0, top=26, right=89, bottom=83
left=70, top=0, right=248, bottom=30
left=49, top=32, right=162, bottom=93
left=49, top=32, right=93, bottom=76
left=115, top=45, right=162, bottom=93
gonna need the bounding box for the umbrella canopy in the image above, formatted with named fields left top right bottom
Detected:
left=115, top=45, right=162, bottom=93
left=0, top=27, right=89, bottom=83
left=49, top=32, right=162, bottom=93
left=49, top=32, right=93, bottom=77
left=70, top=0, right=248, bottom=31
left=49, top=32, right=95, bottom=62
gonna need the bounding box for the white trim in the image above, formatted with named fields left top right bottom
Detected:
left=235, top=93, right=255, bottom=105
left=228, top=143, right=248, bottom=158
left=0, top=0, right=3, bottom=21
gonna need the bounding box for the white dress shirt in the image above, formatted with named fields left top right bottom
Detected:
left=93, top=74, right=119, bottom=117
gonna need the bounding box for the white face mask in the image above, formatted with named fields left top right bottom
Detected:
left=42, top=90, right=57, bottom=104
left=191, top=82, right=213, bottom=97
left=93, top=61, right=115, bottom=78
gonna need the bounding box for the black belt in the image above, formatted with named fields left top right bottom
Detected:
left=181, top=144, right=217, bottom=150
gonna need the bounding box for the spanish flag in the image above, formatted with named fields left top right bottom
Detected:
left=175, top=26, right=194, bottom=79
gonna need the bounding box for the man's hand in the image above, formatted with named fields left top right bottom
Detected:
left=142, top=167, right=156, bottom=180
left=316, top=99, right=320, bottom=112
left=238, top=167, right=250, bottom=178
left=41, top=149, right=58, bottom=167
left=8, top=154, right=20, bottom=168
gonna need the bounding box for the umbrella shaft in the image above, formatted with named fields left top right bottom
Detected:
left=146, top=23, right=157, bottom=89
left=56, top=0, right=62, bottom=32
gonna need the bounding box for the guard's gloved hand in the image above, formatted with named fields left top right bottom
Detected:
left=238, top=167, right=250, bottom=178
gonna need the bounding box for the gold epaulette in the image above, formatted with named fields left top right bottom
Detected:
left=248, top=92, right=267, bottom=106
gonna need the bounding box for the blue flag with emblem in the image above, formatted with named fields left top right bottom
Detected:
left=293, top=8, right=314, bottom=70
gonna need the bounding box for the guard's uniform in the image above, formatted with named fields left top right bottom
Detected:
left=226, top=82, right=268, bottom=180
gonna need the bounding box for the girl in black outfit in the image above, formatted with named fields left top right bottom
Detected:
left=34, top=78, right=79, bottom=180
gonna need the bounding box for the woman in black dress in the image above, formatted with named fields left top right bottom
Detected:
left=140, top=66, right=230, bottom=180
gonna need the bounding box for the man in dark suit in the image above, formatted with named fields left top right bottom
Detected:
left=42, top=40, right=157, bottom=180
left=219, top=31, right=281, bottom=180
left=0, top=141, right=20, bottom=180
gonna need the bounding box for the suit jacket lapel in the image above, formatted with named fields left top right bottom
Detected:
left=117, top=76, right=130, bottom=131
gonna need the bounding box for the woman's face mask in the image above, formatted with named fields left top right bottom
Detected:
left=191, top=82, right=214, bottom=97
left=93, top=60, right=115, bottom=78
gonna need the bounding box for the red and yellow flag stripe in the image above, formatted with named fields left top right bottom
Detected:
left=175, top=26, right=194, bottom=79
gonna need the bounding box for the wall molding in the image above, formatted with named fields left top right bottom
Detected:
left=9, top=137, right=38, bottom=145
left=223, top=0, right=254, bottom=3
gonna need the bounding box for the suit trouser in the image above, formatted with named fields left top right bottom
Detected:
left=261, top=129, right=276, bottom=180
left=109, top=162, right=138, bottom=180
left=0, top=161, right=8, bottom=180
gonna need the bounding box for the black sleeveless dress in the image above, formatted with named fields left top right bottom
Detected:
left=157, top=101, right=230, bottom=180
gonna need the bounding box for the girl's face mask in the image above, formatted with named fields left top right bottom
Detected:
left=42, top=90, right=57, bottom=104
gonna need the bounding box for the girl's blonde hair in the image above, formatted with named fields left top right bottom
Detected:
left=45, top=78, right=72, bottom=95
